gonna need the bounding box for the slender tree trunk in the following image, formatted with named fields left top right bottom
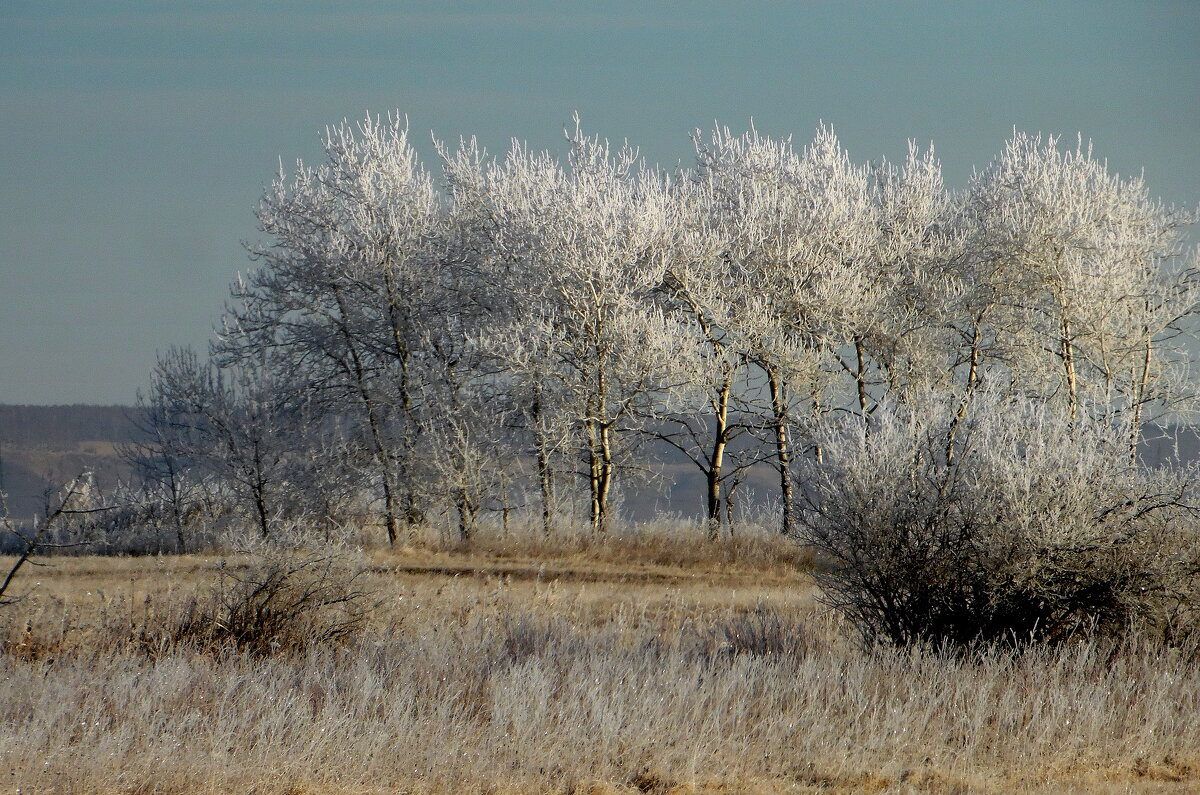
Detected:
left=253, top=490, right=270, bottom=538
left=380, top=265, right=413, bottom=414
left=1130, top=337, right=1152, bottom=464
left=586, top=412, right=602, bottom=534
left=584, top=416, right=615, bottom=535
left=706, top=376, right=732, bottom=540
left=379, top=464, right=402, bottom=544
left=597, top=421, right=614, bottom=534
left=767, top=368, right=794, bottom=535
left=457, top=491, right=474, bottom=542
left=810, top=382, right=824, bottom=464
left=531, top=389, right=555, bottom=536
left=587, top=444, right=602, bottom=533
left=380, top=263, right=423, bottom=530
left=965, top=325, right=982, bottom=395
left=1061, top=318, right=1079, bottom=423
left=946, top=325, right=982, bottom=466
left=854, top=337, right=871, bottom=417
left=588, top=352, right=614, bottom=535
left=165, top=460, right=187, bottom=552
left=689, top=312, right=736, bottom=538
left=333, top=288, right=401, bottom=544
left=724, top=479, right=741, bottom=539
left=250, top=462, right=270, bottom=538
left=248, top=440, right=271, bottom=538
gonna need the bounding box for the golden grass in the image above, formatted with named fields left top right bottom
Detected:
left=1, top=527, right=1197, bottom=793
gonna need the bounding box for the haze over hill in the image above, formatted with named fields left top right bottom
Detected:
left=3, top=403, right=1197, bottom=527
left=0, top=403, right=780, bottom=525
left=0, top=405, right=137, bottom=520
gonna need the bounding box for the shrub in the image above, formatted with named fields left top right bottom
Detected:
left=796, top=390, right=1200, bottom=647
left=169, top=545, right=373, bottom=655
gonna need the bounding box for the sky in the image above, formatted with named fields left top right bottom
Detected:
left=2, top=1, right=1199, bottom=405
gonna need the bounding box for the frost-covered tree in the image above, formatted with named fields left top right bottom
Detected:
left=123, top=112, right=1199, bottom=541
left=143, top=347, right=298, bottom=538
left=860, top=142, right=959, bottom=402
left=443, top=120, right=692, bottom=532
left=691, top=124, right=880, bottom=533
left=217, top=114, right=446, bottom=543
left=652, top=175, right=763, bottom=537
left=964, top=132, right=1199, bottom=435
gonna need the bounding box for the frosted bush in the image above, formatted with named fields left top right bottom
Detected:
left=796, top=389, right=1200, bottom=646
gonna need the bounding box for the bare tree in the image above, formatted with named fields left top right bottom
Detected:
left=124, top=361, right=215, bottom=550
left=1, top=475, right=112, bottom=606
left=145, top=347, right=298, bottom=538
left=964, top=132, right=1199, bottom=434
left=442, top=120, right=691, bottom=533
left=691, top=124, right=879, bottom=533
left=219, top=114, right=447, bottom=543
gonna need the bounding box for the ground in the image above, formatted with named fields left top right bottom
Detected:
left=1, top=531, right=1197, bottom=793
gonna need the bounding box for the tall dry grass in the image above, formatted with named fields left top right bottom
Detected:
left=1, top=541, right=1197, bottom=794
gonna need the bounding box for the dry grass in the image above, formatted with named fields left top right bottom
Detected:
left=0, top=527, right=1198, bottom=793
left=384, top=515, right=815, bottom=574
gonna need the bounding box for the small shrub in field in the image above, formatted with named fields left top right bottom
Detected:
left=710, top=606, right=807, bottom=660
left=170, top=546, right=372, bottom=655
left=796, top=390, right=1200, bottom=647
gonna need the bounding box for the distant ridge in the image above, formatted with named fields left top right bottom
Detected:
left=0, top=405, right=138, bottom=520
left=0, top=404, right=138, bottom=447
left=0, top=405, right=1195, bottom=525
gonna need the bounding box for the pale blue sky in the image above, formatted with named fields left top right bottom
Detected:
left=2, top=1, right=1198, bottom=404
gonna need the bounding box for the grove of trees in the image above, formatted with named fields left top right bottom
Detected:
left=123, top=114, right=1198, bottom=563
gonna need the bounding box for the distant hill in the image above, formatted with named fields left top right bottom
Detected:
left=0, top=403, right=1195, bottom=526
left=0, top=405, right=138, bottom=521
left=0, top=404, right=137, bottom=447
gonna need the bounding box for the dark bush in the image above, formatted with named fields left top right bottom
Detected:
left=169, top=548, right=373, bottom=655
left=796, top=391, right=1200, bottom=647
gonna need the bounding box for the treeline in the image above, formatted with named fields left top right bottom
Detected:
left=123, top=114, right=1199, bottom=548
left=0, top=405, right=136, bottom=448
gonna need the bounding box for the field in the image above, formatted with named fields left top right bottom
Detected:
left=1, top=528, right=1198, bottom=794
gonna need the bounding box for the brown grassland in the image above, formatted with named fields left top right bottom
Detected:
left=1, top=526, right=1198, bottom=794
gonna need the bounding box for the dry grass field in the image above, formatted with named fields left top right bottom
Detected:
left=1, top=527, right=1198, bottom=794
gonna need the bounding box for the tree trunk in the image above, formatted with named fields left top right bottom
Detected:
left=457, top=491, right=474, bottom=542
left=379, top=264, right=422, bottom=530
left=854, top=337, right=871, bottom=417
left=1130, top=337, right=1152, bottom=464
left=946, top=325, right=982, bottom=466
left=767, top=368, right=794, bottom=535
left=531, top=389, right=555, bottom=536
left=724, top=479, right=741, bottom=539
left=165, top=458, right=187, bottom=553
left=248, top=440, right=271, bottom=538
left=1061, top=318, right=1079, bottom=423
left=585, top=415, right=615, bottom=535
left=810, top=382, right=824, bottom=464
left=586, top=416, right=603, bottom=534
left=597, top=421, right=614, bottom=534
left=253, top=490, right=270, bottom=538
left=333, top=287, right=402, bottom=544
left=588, top=355, right=614, bottom=535
left=705, top=376, right=732, bottom=540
